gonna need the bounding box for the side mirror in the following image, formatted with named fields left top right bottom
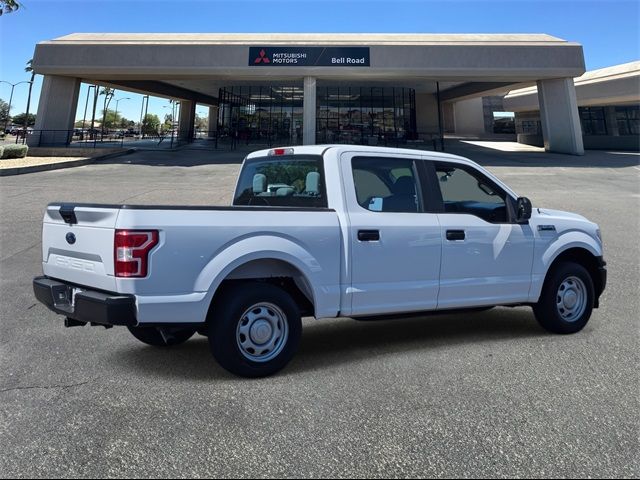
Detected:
left=516, top=197, right=532, bottom=223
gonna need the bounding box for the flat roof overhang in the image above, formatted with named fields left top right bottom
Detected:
left=504, top=61, right=640, bottom=111
left=32, top=33, right=586, bottom=103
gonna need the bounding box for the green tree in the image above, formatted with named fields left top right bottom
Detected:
left=0, top=0, right=20, bottom=15
left=195, top=113, right=208, bottom=131
left=11, top=112, right=36, bottom=127
left=99, top=87, right=115, bottom=134
left=0, top=98, right=9, bottom=126
left=101, top=109, right=124, bottom=130
left=142, top=113, right=160, bottom=135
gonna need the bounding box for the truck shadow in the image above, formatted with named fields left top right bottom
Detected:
left=109, top=308, right=547, bottom=381
left=288, top=308, right=545, bottom=376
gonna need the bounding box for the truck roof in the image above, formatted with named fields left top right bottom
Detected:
left=245, top=144, right=519, bottom=199
left=246, top=144, right=471, bottom=163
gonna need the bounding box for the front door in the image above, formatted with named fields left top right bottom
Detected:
left=341, top=153, right=442, bottom=316
left=431, top=161, right=535, bottom=309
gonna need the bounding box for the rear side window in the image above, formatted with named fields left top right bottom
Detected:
left=233, top=155, right=327, bottom=207
left=351, top=157, right=421, bottom=213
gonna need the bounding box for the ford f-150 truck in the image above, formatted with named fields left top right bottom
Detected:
left=33, top=145, right=606, bottom=377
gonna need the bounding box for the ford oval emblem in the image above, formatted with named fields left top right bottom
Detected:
left=66, top=232, right=76, bottom=245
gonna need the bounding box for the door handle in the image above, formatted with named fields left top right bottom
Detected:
left=446, top=229, right=465, bottom=241
left=358, top=230, right=380, bottom=241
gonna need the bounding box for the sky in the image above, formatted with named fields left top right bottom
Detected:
left=0, top=0, right=638, bottom=124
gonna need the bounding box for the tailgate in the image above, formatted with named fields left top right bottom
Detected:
left=42, top=204, right=120, bottom=292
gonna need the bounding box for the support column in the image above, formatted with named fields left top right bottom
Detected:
left=178, top=100, right=196, bottom=142
left=29, top=75, right=81, bottom=146
left=303, top=77, right=316, bottom=145
left=537, top=78, right=584, bottom=155
left=208, top=105, right=218, bottom=138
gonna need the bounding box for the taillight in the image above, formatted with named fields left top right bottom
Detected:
left=114, top=230, right=159, bottom=278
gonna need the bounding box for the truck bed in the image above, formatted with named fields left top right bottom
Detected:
left=42, top=202, right=343, bottom=324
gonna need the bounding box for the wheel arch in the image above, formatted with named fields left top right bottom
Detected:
left=196, top=235, right=324, bottom=320
left=539, top=246, right=605, bottom=306
left=212, top=258, right=315, bottom=317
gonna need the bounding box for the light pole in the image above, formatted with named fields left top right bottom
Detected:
left=113, top=97, right=130, bottom=131
left=173, top=101, right=178, bottom=146
left=139, top=95, right=148, bottom=138
left=81, top=85, right=95, bottom=132
left=163, top=100, right=177, bottom=147
left=89, top=86, right=99, bottom=142
left=114, top=97, right=130, bottom=146
left=1, top=80, right=32, bottom=133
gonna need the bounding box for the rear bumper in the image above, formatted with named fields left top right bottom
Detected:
left=33, top=276, right=137, bottom=327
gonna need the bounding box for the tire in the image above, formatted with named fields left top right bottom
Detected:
left=127, top=326, right=196, bottom=347
left=533, top=261, right=595, bottom=334
left=208, top=282, right=302, bottom=378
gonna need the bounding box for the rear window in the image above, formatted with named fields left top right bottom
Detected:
left=233, top=155, right=327, bottom=208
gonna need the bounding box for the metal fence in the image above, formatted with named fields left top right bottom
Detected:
left=208, top=130, right=445, bottom=152
left=7, top=129, right=188, bottom=150
left=3, top=128, right=445, bottom=152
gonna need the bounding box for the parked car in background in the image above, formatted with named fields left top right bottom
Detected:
left=15, top=128, right=33, bottom=138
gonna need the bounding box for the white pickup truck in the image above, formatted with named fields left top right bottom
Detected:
left=34, top=145, right=606, bottom=377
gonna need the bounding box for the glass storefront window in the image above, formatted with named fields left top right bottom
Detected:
left=218, top=85, right=417, bottom=146
left=579, top=107, right=607, bottom=135
left=517, top=120, right=540, bottom=135
left=218, top=85, right=304, bottom=145
left=316, top=86, right=416, bottom=145
left=616, top=106, right=639, bottom=136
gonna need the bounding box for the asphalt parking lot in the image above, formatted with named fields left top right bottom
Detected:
left=1, top=143, right=638, bottom=478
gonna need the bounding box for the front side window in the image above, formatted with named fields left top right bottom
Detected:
left=435, top=163, right=509, bottom=223
left=233, top=155, right=326, bottom=207
left=351, top=157, right=421, bottom=213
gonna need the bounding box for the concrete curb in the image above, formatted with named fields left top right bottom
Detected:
left=0, top=149, right=137, bottom=176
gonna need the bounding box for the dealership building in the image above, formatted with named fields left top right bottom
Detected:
left=504, top=61, right=639, bottom=151
left=31, top=33, right=590, bottom=154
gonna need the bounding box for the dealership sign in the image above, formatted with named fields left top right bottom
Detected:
left=249, top=47, right=370, bottom=67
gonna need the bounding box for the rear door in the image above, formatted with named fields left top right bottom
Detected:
left=42, top=204, right=120, bottom=292
left=341, top=152, right=442, bottom=316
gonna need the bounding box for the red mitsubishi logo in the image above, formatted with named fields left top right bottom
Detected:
left=254, top=49, right=270, bottom=64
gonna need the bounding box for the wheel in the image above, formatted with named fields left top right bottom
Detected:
left=127, top=326, right=196, bottom=347
left=533, top=262, right=594, bottom=334
left=208, top=282, right=302, bottom=378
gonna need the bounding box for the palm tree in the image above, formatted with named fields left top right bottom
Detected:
left=23, top=59, right=35, bottom=136
left=99, top=87, right=115, bottom=137
left=0, top=0, right=21, bottom=16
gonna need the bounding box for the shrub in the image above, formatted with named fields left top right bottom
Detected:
left=1, top=144, right=28, bottom=159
